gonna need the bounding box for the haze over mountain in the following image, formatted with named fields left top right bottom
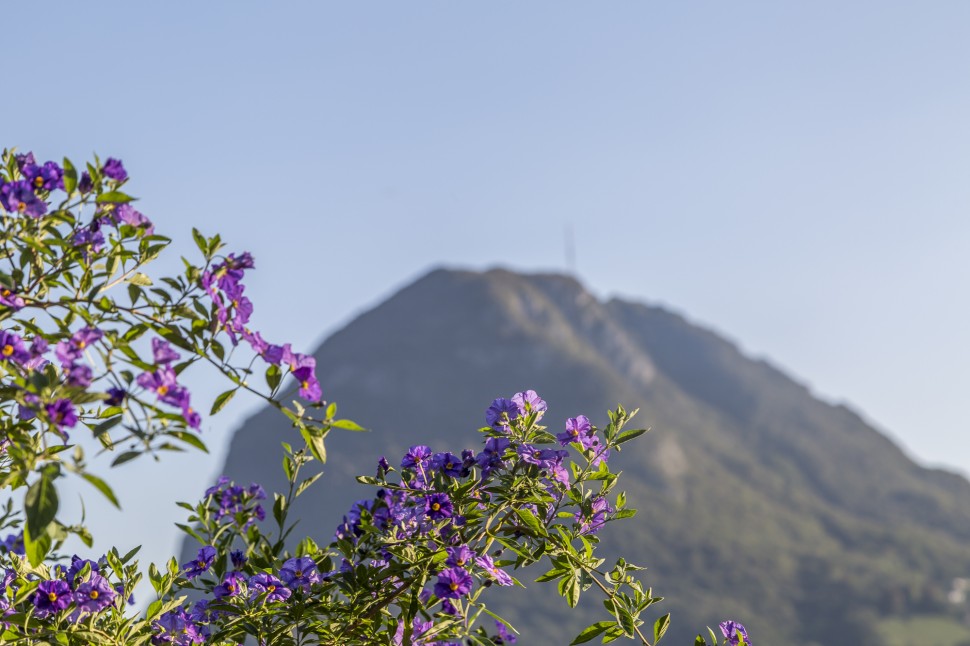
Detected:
left=191, top=268, right=970, bottom=645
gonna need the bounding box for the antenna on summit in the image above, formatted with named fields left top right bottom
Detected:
left=565, top=223, right=576, bottom=276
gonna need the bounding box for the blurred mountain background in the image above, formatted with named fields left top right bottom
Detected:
left=184, top=268, right=970, bottom=645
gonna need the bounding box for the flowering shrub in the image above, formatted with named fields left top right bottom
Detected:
left=0, top=149, right=748, bottom=645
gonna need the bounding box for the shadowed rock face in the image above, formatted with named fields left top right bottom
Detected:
left=191, top=267, right=970, bottom=645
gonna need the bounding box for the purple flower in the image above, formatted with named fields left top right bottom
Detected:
left=445, top=545, right=474, bottom=568
left=55, top=327, right=103, bottom=365
left=293, top=363, right=322, bottom=402
left=0, top=331, right=30, bottom=365
left=213, top=571, right=245, bottom=599
left=512, top=389, right=547, bottom=418
left=433, top=566, right=473, bottom=599
left=248, top=573, right=291, bottom=603
left=485, top=397, right=519, bottom=431
left=230, top=549, right=247, bottom=569
left=1, top=181, right=47, bottom=217
left=66, top=363, right=93, bottom=388
left=23, top=161, right=63, bottom=192
left=152, top=338, right=180, bottom=364
left=393, top=617, right=435, bottom=646
left=280, top=556, right=321, bottom=591
left=424, top=493, right=453, bottom=521
left=66, top=555, right=101, bottom=587
left=476, top=436, right=510, bottom=476
left=557, top=415, right=592, bottom=446
left=401, top=445, right=432, bottom=471
left=77, top=171, right=93, bottom=194
left=46, top=399, right=78, bottom=432
left=719, top=621, right=750, bottom=645
left=431, top=452, right=464, bottom=478
left=575, top=496, right=612, bottom=535
left=73, top=574, right=115, bottom=613
left=72, top=227, right=105, bottom=257
left=0, top=287, right=24, bottom=311
left=33, top=579, right=72, bottom=617
left=137, top=366, right=189, bottom=408
left=114, top=204, right=154, bottom=234
left=14, top=152, right=36, bottom=171
left=0, top=533, right=23, bottom=555
left=494, top=620, right=518, bottom=644
left=152, top=608, right=205, bottom=645
left=475, top=554, right=514, bottom=586
left=105, top=387, right=126, bottom=406
left=182, top=546, right=216, bottom=579
left=102, top=158, right=128, bottom=182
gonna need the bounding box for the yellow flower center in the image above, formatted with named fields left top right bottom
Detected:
left=2, top=345, right=13, bottom=357
left=457, top=558, right=466, bottom=566
left=449, top=582, right=459, bottom=591
left=1, top=289, right=9, bottom=297
left=77, top=340, right=86, bottom=349
left=34, top=176, right=44, bottom=188
left=157, top=385, right=169, bottom=396
left=89, top=590, right=99, bottom=599
left=267, top=585, right=276, bottom=593
left=295, top=570, right=303, bottom=578
left=301, top=380, right=309, bottom=390
left=431, top=503, right=441, bottom=511
left=47, top=592, right=57, bottom=602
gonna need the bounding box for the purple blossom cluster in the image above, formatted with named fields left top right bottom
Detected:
left=203, top=476, right=266, bottom=526
left=201, top=253, right=322, bottom=402
left=136, top=338, right=199, bottom=429
left=720, top=620, right=751, bottom=645
left=11, top=554, right=121, bottom=623
left=166, top=545, right=323, bottom=643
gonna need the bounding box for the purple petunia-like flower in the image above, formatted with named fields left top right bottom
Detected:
left=114, top=204, right=154, bottom=234
left=424, top=493, right=453, bottom=521
left=213, top=571, right=246, bottom=599
left=183, top=546, right=216, bottom=579
left=102, top=158, right=128, bottom=182
left=494, top=620, right=518, bottom=644
left=230, top=549, right=247, bottom=570
left=433, top=566, right=473, bottom=599
left=485, top=397, right=519, bottom=431
left=152, top=338, right=180, bottom=364
left=445, top=545, right=475, bottom=568
left=46, top=399, right=78, bottom=433
left=293, top=363, right=322, bottom=402
left=74, top=573, right=116, bottom=614
left=475, top=554, right=514, bottom=586
left=280, top=556, right=321, bottom=592
left=33, top=579, right=72, bottom=617
left=512, top=389, right=547, bottom=419
left=575, top=496, right=613, bottom=535
left=0, top=286, right=24, bottom=311
left=720, top=621, right=750, bottom=645
left=152, top=608, right=205, bottom=645
left=55, top=327, right=103, bottom=366
left=0, top=330, right=30, bottom=365
left=1, top=181, right=47, bottom=217
left=431, top=452, right=464, bottom=478
left=248, top=573, right=291, bottom=603
left=23, top=161, right=64, bottom=192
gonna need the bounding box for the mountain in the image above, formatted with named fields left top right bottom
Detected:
left=194, top=268, right=970, bottom=645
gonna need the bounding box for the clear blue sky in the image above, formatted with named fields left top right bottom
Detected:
left=4, top=1, right=970, bottom=579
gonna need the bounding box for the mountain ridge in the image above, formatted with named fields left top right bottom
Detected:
left=193, top=267, right=970, bottom=645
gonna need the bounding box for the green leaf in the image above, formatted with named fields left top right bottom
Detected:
left=331, top=418, right=366, bottom=432
left=127, top=273, right=153, bottom=286
left=300, top=427, right=327, bottom=464
left=210, top=388, right=236, bottom=416
left=23, top=523, right=52, bottom=567
left=170, top=431, right=208, bottom=453
left=654, top=613, right=670, bottom=643
left=111, top=451, right=141, bottom=467
left=694, top=637, right=708, bottom=646
left=295, top=473, right=323, bottom=497
left=96, top=191, right=135, bottom=204
left=570, top=621, right=615, bottom=645
left=515, top=507, right=543, bottom=534
left=24, top=475, right=58, bottom=549
left=62, top=158, right=77, bottom=194
left=265, top=364, right=281, bottom=391
left=81, top=473, right=120, bottom=509
left=91, top=416, right=122, bottom=438
left=615, top=428, right=649, bottom=445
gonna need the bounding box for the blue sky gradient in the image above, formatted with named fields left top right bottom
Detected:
left=3, top=1, right=970, bottom=580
